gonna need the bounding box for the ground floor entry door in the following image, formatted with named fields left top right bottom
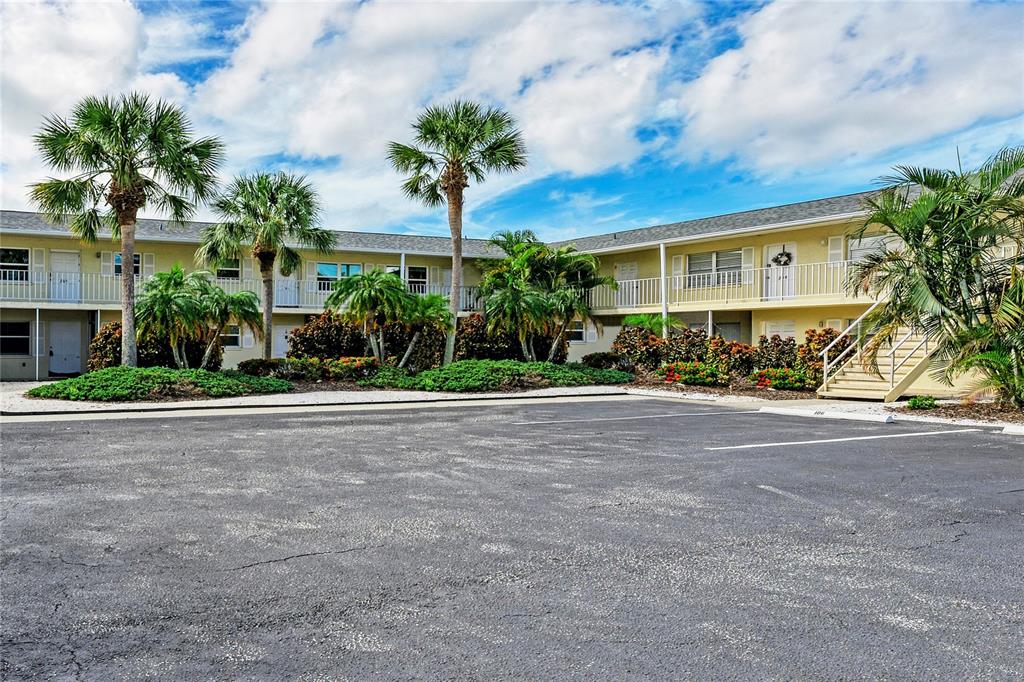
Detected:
left=49, top=320, right=82, bottom=374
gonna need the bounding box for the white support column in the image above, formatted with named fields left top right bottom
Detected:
left=34, top=308, right=40, bottom=381
left=399, top=253, right=406, bottom=281
left=659, top=243, right=668, bottom=339
left=707, top=309, right=714, bottom=337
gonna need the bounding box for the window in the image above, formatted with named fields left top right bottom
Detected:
left=567, top=320, right=586, bottom=343
left=764, top=320, right=796, bottom=339
left=114, top=253, right=141, bottom=276
left=407, top=266, right=428, bottom=293
left=849, top=234, right=900, bottom=262
left=216, top=258, right=240, bottom=280
left=219, top=325, right=241, bottom=348
left=713, top=322, right=742, bottom=342
left=386, top=265, right=402, bottom=276
left=0, top=322, right=31, bottom=356
left=0, top=248, right=29, bottom=282
left=686, top=249, right=743, bottom=286
left=316, top=263, right=361, bottom=291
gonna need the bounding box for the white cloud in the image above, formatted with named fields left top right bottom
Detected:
left=678, top=1, right=1024, bottom=175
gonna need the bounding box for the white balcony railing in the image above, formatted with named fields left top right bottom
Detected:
left=0, top=272, right=482, bottom=311
left=589, top=261, right=855, bottom=310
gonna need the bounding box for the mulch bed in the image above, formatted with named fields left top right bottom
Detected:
left=631, top=371, right=815, bottom=401
left=890, top=402, right=1024, bottom=424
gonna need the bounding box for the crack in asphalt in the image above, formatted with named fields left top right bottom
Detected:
left=219, top=544, right=384, bottom=571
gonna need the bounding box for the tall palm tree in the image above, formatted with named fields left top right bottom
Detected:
left=397, top=293, right=453, bottom=369
left=388, top=101, right=527, bottom=365
left=196, top=172, right=335, bottom=360
left=325, top=269, right=412, bottom=360
left=197, top=283, right=262, bottom=370
left=135, top=266, right=206, bottom=369
left=849, top=146, right=1024, bottom=385
left=30, top=93, right=223, bottom=366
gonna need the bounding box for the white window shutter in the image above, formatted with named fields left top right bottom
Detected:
left=305, top=261, right=317, bottom=293
left=828, top=236, right=845, bottom=262
left=429, top=266, right=440, bottom=287
left=242, top=329, right=255, bottom=349
left=142, top=252, right=155, bottom=277
left=241, top=258, right=253, bottom=280
left=31, top=249, right=45, bottom=284
left=585, top=321, right=598, bottom=343
left=100, top=251, right=113, bottom=277
left=671, top=255, right=684, bottom=291
left=741, top=247, right=754, bottom=284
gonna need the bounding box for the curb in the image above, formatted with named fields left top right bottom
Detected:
left=1003, top=424, right=1024, bottom=435
left=0, top=389, right=631, bottom=417
left=758, top=406, right=896, bottom=424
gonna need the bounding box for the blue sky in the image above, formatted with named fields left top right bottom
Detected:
left=2, top=0, right=1022, bottom=240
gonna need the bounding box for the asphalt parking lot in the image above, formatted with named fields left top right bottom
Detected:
left=2, top=397, right=1022, bottom=679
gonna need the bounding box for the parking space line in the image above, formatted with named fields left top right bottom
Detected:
left=512, top=410, right=761, bottom=426
left=706, top=428, right=982, bottom=451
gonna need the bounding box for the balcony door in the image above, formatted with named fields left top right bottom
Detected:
left=763, top=243, right=796, bottom=300
left=49, top=251, right=80, bottom=302
left=276, top=263, right=298, bottom=307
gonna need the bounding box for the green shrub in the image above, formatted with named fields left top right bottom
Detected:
left=581, top=351, right=629, bottom=370
left=286, top=313, right=366, bottom=359
left=454, top=313, right=522, bottom=362
left=656, top=361, right=730, bottom=387
left=907, top=395, right=938, bottom=410
left=238, top=356, right=379, bottom=381
left=705, top=336, right=756, bottom=376
left=611, top=327, right=664, bottom=369
left=27, top=366, right=291, bottom=402
left=749, top=367, right=814, bottom=390
left=796, top=327, right=852, bottom=384
left=754, top=334, right=798, bottom=370
left=88, top=321, right=221, bottom=371
left=662, top=328, right=706, bottom=364
left=236, top=358, right=282, bottom=376
left=363, top=360, right=632, bottom=392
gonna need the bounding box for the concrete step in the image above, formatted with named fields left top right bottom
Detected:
left=818, top=387, right=890, bottom=400
left=831, top=369, right=913, bottom=383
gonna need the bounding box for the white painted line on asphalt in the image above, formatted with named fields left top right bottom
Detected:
left=706, top=428, right=983, bottom=451
left=759, top=406, right=896, bottom=423
left=1002, top=424, right=1024, bottom=435
left=512, top=410, right=761, bottom=426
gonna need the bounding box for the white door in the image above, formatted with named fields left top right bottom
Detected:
left=764, top=243, right=796, bottom=299
left=276, top=266, right=298, bottom=307
left=49, top=321, right=81, bottom=374
left=272, top=325, right=296, bottom=358
left=616, top=262, right=639, bottom=307
left=50, top=251, right=80, bottom=302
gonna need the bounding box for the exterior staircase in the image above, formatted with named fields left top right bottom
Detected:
left=817, top=301, right=938, bottom=402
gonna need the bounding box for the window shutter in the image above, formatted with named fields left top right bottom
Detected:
left=242, top=258, right=253, bottom=281
left=585, top=321, right=598, bottom=343
left=827, top=236, right=845, bottom=262
left=305, top=261, right=317, bottom=293
left=30, top=249, right=45, bottom=284
left=741, top=247, right=754, bottom=284
left=429, top=266, right=440, bottom=288
left=671, top=255, right=683, bottom=291
left=142, top=253, right=155, bottom=278
left=376, top=263, right=387, bottom=272
left=100, top=251, right=113, bottom=277
left=242, top=329, right=255, bottom=349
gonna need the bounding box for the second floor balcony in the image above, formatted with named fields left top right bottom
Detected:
left=0, top=271, right=482, bottom=312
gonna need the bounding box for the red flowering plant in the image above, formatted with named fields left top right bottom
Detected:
left=656, top=361, right=730, bottom=387
left=748, top=367, right=814, bottom=390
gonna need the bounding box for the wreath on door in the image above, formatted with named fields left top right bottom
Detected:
left=770, top=250, right=793, bottom=267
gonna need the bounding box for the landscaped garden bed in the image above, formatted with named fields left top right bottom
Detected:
left=889, top=400, right=1024, bottom=424
left=26, top=366, right=293, bottom=402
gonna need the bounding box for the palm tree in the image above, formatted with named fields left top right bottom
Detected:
left=622, top=313, right=683, bottom=337
left=30, top=93, right=223, bottom=366
left=481, top=269, right=549, bottom=361
left=325, top=269, right=412, bottom=360
left=196, top=172, right=335, bottom=360
left=397, top=293, right=453, bottom=369
left=388, top=101, right=527, bottom=365
left=197, top=284, right=262, bottom=370
left=849, top=146, right=1024, bottom=389
left=135, top=266, right=205, bottom=368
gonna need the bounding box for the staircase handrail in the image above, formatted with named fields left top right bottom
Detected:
left=888, top=331, right=930, bottom=388
left=820, top=298, right=883, bottom=390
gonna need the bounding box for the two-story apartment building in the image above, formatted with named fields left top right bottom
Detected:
left=0, top=191, right=888, bottom=381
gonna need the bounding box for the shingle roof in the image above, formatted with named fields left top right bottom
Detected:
left=550, top=190, right=878, bottom=252
left=0, top=210, right=502, bottom=258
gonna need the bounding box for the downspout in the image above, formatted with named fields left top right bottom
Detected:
left=659, top=242, right=668, bottom=339
left=707, top=309, right=714, bottom=337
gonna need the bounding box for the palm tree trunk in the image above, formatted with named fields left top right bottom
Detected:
left=444, top=188, right=464, bottom=365
left=520, top=337, right=530, bottom=361
left=367, top=327, right=381, bottom=360
left=547, top=323, right=568, bottom=362
left=201, top=324, right=222, bottom=370
left=119, top=222, right=138, bottom=366
left=528, top=335, right=537, bottom=362
left=259, top=259, right=275, bottom=360
left=179, top=341, right=189, bottom=369
left=170, top=337, right=184, bottom=369
left=399, top=331, right=421, bottom=369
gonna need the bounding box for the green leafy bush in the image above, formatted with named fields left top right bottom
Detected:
left=662, top=328, right=706, bottom=364
left=749, top=367, right=814, bottom=390
left=611, top=327, right=664, bottom=369
left=453, top=313, right=566, bottom=363
left=27, top=366, right=291, bottom=402
left=581, top=351, right=629, bottom=370
left=907, top=395, right=938, bottom=410
left=796, top=327, right=851, bottom=384
left=705, top=336, right=756, bottom=376
left=754, top=334, right=798, bottom=370
left=88, top=321, right=221, bottom=372
left=286, top=313, right=366, bottom=359
left=363, top=360, right=632, bottom=392
left=238, top=356, right=379, bottom=381
left=656, top=361, right=730, bottom=387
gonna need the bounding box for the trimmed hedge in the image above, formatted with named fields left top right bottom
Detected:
left=88, top=321, right=221, bottom=371
left=27, top=366, right=291, bottom=402
left=656, top=361, right=730, bottom=387
left=361, top=360, right=633, bottom=392
left=238, top=356, right=379, bottom=381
